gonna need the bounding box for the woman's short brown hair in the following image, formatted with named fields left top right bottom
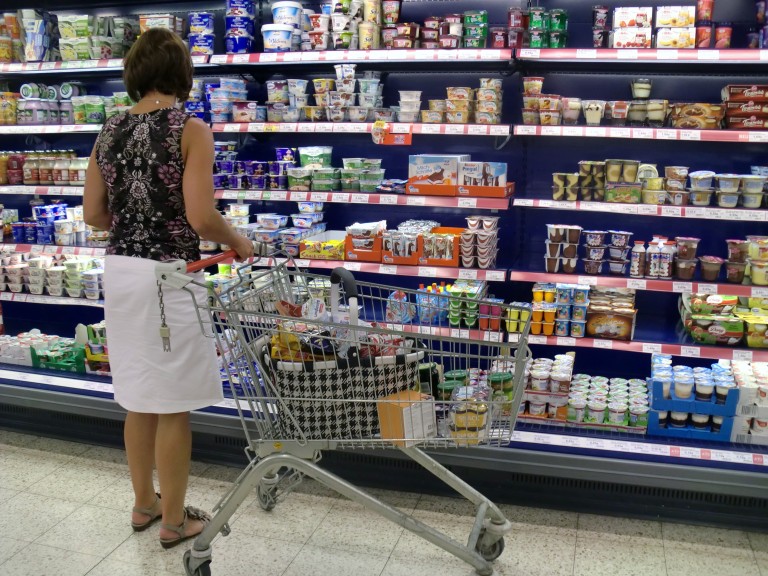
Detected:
left=123, top=28, right=193, bottom=103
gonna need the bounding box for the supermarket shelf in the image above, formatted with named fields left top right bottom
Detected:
left=0, top=186, right=84, bottom=197
left=0, top=292, right=103, bottom=307
left=212, top=122, right=511, bottom=136
left=513, top=198, right=768, bottom=222
left=209, top=48, right=512, bottom=66
left=215, top=189, right=510, bottom=210
left=1, top=368, right=767, bottom=476
left=0, top=243, right=106, bottom=256
left=0, top=55, right=210, bottom=74
left=516, top=48, right=768, bottom=65
left=509, top=270, right=768, bottom=298
left=510, top=332, right=768, bottom=362
left=249, top=256, right=507, bottom=282
left=0, top=124, right=102, bottom=134
left=514, top=125, right=768, bottom=143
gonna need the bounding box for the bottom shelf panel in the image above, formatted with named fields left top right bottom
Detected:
left=1, top=365, right=766, bottom=471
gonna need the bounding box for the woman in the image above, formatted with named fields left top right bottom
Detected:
left=83, top=28, right=254, bottom=549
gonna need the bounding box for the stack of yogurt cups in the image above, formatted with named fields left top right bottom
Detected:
left=187, top=11, right=216, bottom=57
left=262, top=1, right=304, bottom=53
left=568, top=374, right=648, bottom=426
left=208, top=78, right=248, bottom=124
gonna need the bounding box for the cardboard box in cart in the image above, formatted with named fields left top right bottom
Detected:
left=377, top=390, right=437, bottom=447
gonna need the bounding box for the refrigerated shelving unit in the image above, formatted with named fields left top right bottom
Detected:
left=0, top=0, right=767, bottom=527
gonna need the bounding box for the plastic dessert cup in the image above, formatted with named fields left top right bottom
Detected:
left=583, top=245, right=606, bottom=260
left=749, top=259, right=768, bottom=286
left=583, top=230, right=607, bottom=247
left=609, top=230, right=633, bottom=248
left=582, top=259, right=604, bottom=275
left=727, top=239, right=750, bottom=263
left=675, top=237, right=701, bottom=260
left=523, top=77, right=544, bottom=95
left=545, top=256, right=561, bottom=273
left=675, top=259, right=697, bottom=280
left=699, top=256, right=724, bottom=281
left=607, top=260, right=629, bottom=276
left=716, top=174, right=741, bottom=193
left=717, top=191, right=740, bottom=208
left=725, top=261, right=747, bottom=283
left=674, top=381, right=694, bottom=399
left=689, top=170, right=716, bottom=189
left=742, top=192, right=764, bottom=209
left=547, top=224, right=565, bottom=243
left=689, top=189, right=713, bottom=206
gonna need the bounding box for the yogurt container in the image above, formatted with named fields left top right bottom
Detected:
left=189, top=12, right=215, bottom=34
left=262, top=24, right=294, bottom=52
left=272, top=1, right=303, bottom=28
left=189, top=34, right=216, bottom=56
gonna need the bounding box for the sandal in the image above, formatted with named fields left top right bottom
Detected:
left=131, top=493, right=162, bottom=532
left=159, top=506, right=211, bottom=550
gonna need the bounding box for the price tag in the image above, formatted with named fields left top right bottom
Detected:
left=343, top=262, right=361, bottom=271
left=515, top=125, right=537, bottom=136
left=748, top=132, right=768, bottom=143
left=656, top=129, right=678, bottom=140
left=514, top=199, right=534, bottom=207
left=538, top=199, right=554, bottom=208
left=391, top=123, right=411, bottom=134
left=380, top=195, right=398, bottom=205
left=489, top=125, right=510, bottom=136
left=698, top=50, right=720, bottom=60
left=418, top=267, right=437, bottom=277
left=414, top=51, right=434, bottom=60
left=270, top=191, right=287, bottom=201
left=246, top=123, right=265, bottom=132
left=584, top=127, right=606, bottom=137
left=379, top=265, right=397, bottom=275
left=577, top=276, right=598, bottom=286
left=661, top=206, right=682, bottom=217
left=563, top=126, right=584, bottom=137
left=617, top=49, right=638, bottom=60
left=314, top=123, right=333, bottom=133
left=457, top=197, right=477, bottom=208
left=627, top=279, right=647, bottom=290
left=2, top=244, right=16, bottom=252
left=649, top=444, right=670, bottom=456
left=733, top=350, right=754, bottom=362
left=445, top=125, right=465, bottom=135
left=508, top=333, right=521, bottom=344
left=335, top=123, right=367, bottom=133
left=576, top=49, right=597, bottom=59
left=527, top=335, right=547, bottom=345
left=557, top=337, right=576, bottom=347
left=609, top=128, right=631, bottom=139
left=40, top=61, right=58, bottom=70
left=290, top=192, right=308, bottom=202
left=680, top=130, right=701, bottom=141
left=331, top=193, right=349, bottom=203
left=484, top=332, right=502, bottom=343
left=593, top=339, right=614, bottom=349
left=681, top=346, right=701, bottom=358
left=656, top=49, right=678, bottom=60
left=310, top=192, right=328, bottom=202
left=637, top=205, right=660, bottom=216
left=43, top=245, right=58, bottom=255
left=541, top=126, right=562, bottom=137
left=467, top=125, right=488, bottom=136
left=518, top=48, right=541, bottom=59
left=61, top=247, right=76, bottom=255
left=419, top=326, right=433, bottom=335
left=407, top=196, right=426, bottom=206
left=437, top=50, right=455, bottom=60
left=209, top=55, right=227, bottom=64
left=294, top=259, right=310, bottom=267
left=297, top=124, right=315, bottom=133
left=459, top=329, right=470, bottom=339
left=459, top=269, right=478, bottom=280
left=633, top=128, right=654, bottom=139
left=282, top=52, right=302, bottom=62
left=351, top=194, right=368, bottom=204
left=450, top=329, right=461, bottom=338
left=0, top=293, right=12, bottom=301
left=642, top=343, right=663, bottom=354
left=698, top=284, right=718, bottom=294
left=672, top=282, right=693, bottom=293
left=418, top=123, right=440, bottom=135
left=751, top=287, right=768, bottom=297
left=614, top=204, right=638, bottom=215
left=485, top=271, right=506, bottom=282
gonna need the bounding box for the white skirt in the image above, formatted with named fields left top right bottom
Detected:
left=104, top=255, right=223, bottom=413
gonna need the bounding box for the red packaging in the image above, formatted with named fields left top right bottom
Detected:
left=490, top=27, right=507, bottom=48
left=697, top=0, right=714, bottom=21
left=715, top=23, right=732, bottom=48
left=696, top=22, right=712, bottom=48
left=725, top=100, right=768, bottom=116
left=726, top=116, right=768, bottom=129
left=508, top=8, right=524, bottom=28
left=723, top=85, right=768, bottom=101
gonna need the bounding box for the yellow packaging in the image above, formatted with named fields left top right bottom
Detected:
left=299, top=231, right=346, bottom=260
left=377, top=390, right=436, bottom=447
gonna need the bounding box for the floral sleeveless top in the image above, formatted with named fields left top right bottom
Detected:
left=95, top=108, right=200, bottom=262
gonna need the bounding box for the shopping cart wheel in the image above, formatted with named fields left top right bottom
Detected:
left=475, top=529, right=505, bottom=562
left=183, top=550, right=211, bottom=576
left=256, top=482, right=277, bottom=511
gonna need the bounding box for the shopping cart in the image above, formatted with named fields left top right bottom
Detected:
left=156, top=247, right=532, bottom=576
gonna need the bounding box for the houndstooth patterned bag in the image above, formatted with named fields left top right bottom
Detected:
left=273, top=358, right=420, bottom=440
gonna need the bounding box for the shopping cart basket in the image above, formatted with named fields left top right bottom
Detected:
left=156, top=247, right=532, bottom=576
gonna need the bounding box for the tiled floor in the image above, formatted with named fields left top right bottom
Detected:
left=0, top=428, right=766, bottom=576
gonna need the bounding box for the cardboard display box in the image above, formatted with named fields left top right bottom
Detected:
left=377, top=390, right=436, bottom=447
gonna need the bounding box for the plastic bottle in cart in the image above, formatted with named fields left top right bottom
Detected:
left=630, top=241, right=646, bottom=278
left=659, top=241, right=676, bottom=280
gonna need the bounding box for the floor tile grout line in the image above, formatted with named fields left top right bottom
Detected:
left=377, top=492, right=424, bottom=576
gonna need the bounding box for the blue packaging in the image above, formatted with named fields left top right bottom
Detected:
left=243, top=160, right=268, bottom=175
left=11, top=223, right=25, bottom=242
left=225, top=34, right=253, bottom=54
left=229, top=174, right=249, bottom=189
left=24, top=225, right=36, bottom=243
left=204, top=83, right=221, bottom=101
left=251, top=174, right=268, bottom=189
left=188, top=34, right=216, bottom=56
left=225, top=16, right=255, bottom=37
left=216, top=160, right=235, bottom=174
left=213, top=174, right=229, bottom=188
left=271, top=175, right=288, bottom=189
left=189, top=12, right=215, bottom=35
left=226, top=0, right=256, bottom=17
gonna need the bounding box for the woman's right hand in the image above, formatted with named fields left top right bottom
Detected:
left=232, top=235, right=255, bottom=262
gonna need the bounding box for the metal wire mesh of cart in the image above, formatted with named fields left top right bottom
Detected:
left=192, top=257, right=532, bottom=451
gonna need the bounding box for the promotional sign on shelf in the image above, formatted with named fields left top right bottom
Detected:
left=372, top=121, right=413, bottom=145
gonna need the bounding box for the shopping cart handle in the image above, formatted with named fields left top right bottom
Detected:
left=330, top=267, right=358, bottom=298
left=187, top=250, right=237, bottom=274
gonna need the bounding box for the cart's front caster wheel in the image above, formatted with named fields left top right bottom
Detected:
left=183, top=550, right=211, bottom=576
left=476, top=530, right=505, bottom=562
left=257, top=482, right=277, bottom=511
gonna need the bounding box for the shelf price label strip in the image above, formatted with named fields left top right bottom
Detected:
left=513, top=49, right=768, bottom=63
left=513, top=125, right=768, bottom=143
left=212, top=122, right=510, bottom=136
